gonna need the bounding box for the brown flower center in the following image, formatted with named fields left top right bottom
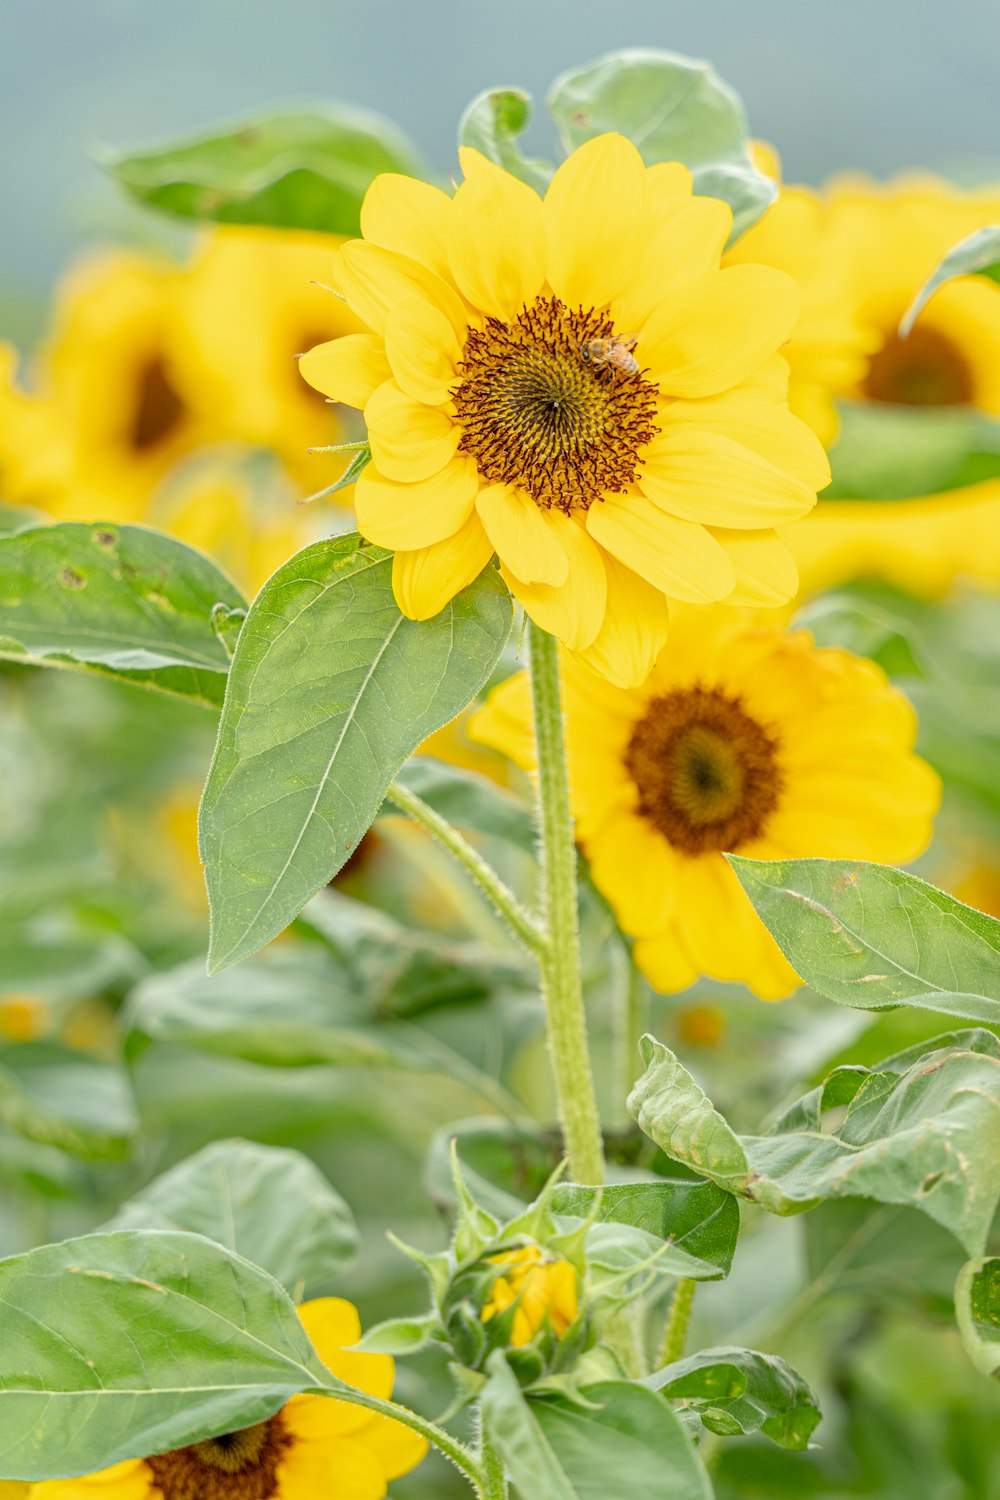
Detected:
left=625, top=686, right=783, bottom=855
left=452, top=296, right=659, bottom=512
left=863, top=324, right=974, bottom=406
left=130, top=355, right=187, bottom=451
left=146, top=1413, right=291, bottom=1500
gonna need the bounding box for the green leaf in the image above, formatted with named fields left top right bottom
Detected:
left=547, top=48, right=774, bottom=243
left=0, top=1042, right=136, bottom=1160
left=200, top=534, right=513, bottom=972
left=0, top=522, right=245, bottom=707
left=552, top=1180, right=739, bottom=1282
left=103, top=1140, right=358, bottom=1293
left=389, top=756, right=536, bottom=851
left=0, top=1229, right=394, bottom=1480
left=823, top=401, right=1000, bottom=502
left=104, top=106, right=423, bottom=234
left=482, top=1357, right=713, bottom=1500
left=955, top=1256, right=1000, bottom=1378
left=629, top=1034, right=1000, bottom=1254
left=649, top=1347, right=821, bottom=1450
left=901, top=226, right=1000, bottom=336
left=355, top=1312, right=443, bottom=1355
left=728, top=857, right=1000, bottom=1023
left=458, top=88, right=553, bottom=193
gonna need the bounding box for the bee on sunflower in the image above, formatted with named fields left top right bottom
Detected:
left=300, top=134, right=830, bottom=687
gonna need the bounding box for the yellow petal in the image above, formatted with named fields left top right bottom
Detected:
left=587, top=493, right=735, bottom=602
left=647, top=161, right=694, bottom=206
left=571, top=551, right=670, bottom=688
left=28, top=1464, right=152, bottom=1500
left=476, top=484, right=569, bottom=586
left=355, top=454, right=478, bottom=549
left=449, top=148, right=547, bottom=319
left=662, top=386, right=831, bottom=491
left=360, top=174, right=454, bottom=281
left=587, top=813, right=680, bottom=935
left=501, top=517, right=607, bottom=649
left=543, top=134, right=651, bottom=307
left=384, top=298, right=461, bottom=405
left=467, top=670, right=536, bottom=770
left=278, top=1434, right=388, bottom=1500
left=298, top=333, right=390, bottom=410
left=361, top=1411, right=430, bottom=1480
left=643, top=265, right=800, bottom=397
left=334, top=242, right=468, bottom=340
left=674, top=857, right=799, bottom=998
left=710, top=528, right=800, bottom=605
left=639, top=430, right=816, bottom=527
left=298, top=1298, right=394, bottom=1402
left=613, top=197, right=732, bottom=331
left=633, top=926, right=700, bottom=996
left=392, top=513, right=494, bottom=619
left=365, top=379, right=460, bottom=482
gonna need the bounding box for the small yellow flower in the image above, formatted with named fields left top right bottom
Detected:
left=471, top=609, right=940, bottom=1000
left=481, top=1246, right=579, bottom=1348
left=301, top=135, right=829, bottom=686
left=0, top=994, right=47, bottom=1042
left=28, top=1299, right=426, bottom=1500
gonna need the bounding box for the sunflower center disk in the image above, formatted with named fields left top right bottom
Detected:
left=146, top=1415, right=291, bottom=1500
left=863, top=324, right=974, bottom=406
left=625, top=686, right=783, bottom=855
left=452, top=295, right=660, bottom=512
left=130, top=355, right=187, bottom=451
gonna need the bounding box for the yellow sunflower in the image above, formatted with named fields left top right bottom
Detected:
left=737, top=170, right=1000, bottom=597
left=470, top=608, right=939, bottom=999
left=481, top=1247, right=579, bottom=1348
left=299, top=135, right=828, bottom=687
left=28, top=1298, right=426, bottom=1500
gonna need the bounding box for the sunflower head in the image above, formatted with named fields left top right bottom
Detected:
left=301, top=134, right=830, bottom=686
left=443, top=1240, right=586, bottom=1384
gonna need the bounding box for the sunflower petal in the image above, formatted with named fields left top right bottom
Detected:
left=572, top=551, right=670, bottom=688
left=613, top=197, right=732, bottom=331
left=365, top=379, right=460, bottom=482
left=355, top=454, right=478, bottom=549
left=392, top=513, right=494, bottom=619
left=384, top=298, right=461, bottom=405
left=710, top=527, right=800, bottom=605
left=335, top=242, right=468, bottom=339
left=639, top=430, right=816, bottom=528
left=662, top=385, right=831, bottom=491
left=587, top=493, right=735, bottom=602
left=501, top=516, right=607, bottom=649
left=449, top=148, right=547, bottom=320
left=298, top=334, right=390, bottom=410
left=543, top=134, right=651, bottom=307
left=360, top=174, right=454, bottom=281
left=476, top=484, right=570, bottom=586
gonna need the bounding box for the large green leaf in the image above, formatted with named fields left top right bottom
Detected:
left=482, top=1357, right=713, bottom=1500
left=458, top=88, right=552, bottom=193
left=547, top=48, right=774, bottom=242
left=200, top=535, right=513, bottom=972
left=0, top=1230, right=404, bottom=1480
left=104, top=1140, right=359, bottom=1294
left=0, top=1042, right=136, bottom=1160
left=822, top=400, right=1000, bottom=501
left=728, top=857, right=1000, bottom=1023
left=901, top=226, right=1000, bottom=336
left=104, top=105, right=423, bottom=234
left=629, top=1034, right=1000, bottom=1254
left=552, top=1180, right=740, bottom=1282
left=649, top=1347, right=820, bottom=1450
left=0, top=522, right=244, bottom=706
left=955, top=1256, right=1000, bottom=1378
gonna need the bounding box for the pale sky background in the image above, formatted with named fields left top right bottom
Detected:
left=3, top=0, right=999, bottom=336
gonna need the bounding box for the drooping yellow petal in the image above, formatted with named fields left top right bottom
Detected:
left=334, top=242, right=468, bottom=339
left=476, top=484, right=569, bottom=586
left=662, top=385, right=831, bottom=492
left=359, top=174, right=454, bottom=281
left=587, top=813, right=680, bottom=935
left=392, top=513, right=494, bottom=619
left=642, top=265, right=800, bottom=397
left=639, top=430, right=816, bottom=528
left=587, top=493, right=736, bottom=602
left=710, top=527, right=800, bottom=605
left=361, top=1410, right=431, bottom=1481
left=298, top=1297, right=394, bottom=1403
left=449, top=148, right=547, bottom=320
left=543, top=133, right=651, bottom=307
left=384, top=298, right=461, bottom=405
left=365, top=379, right=460, bottom=482
left=501, top=516, right=607, bottom=649
left=355, top=454, right=478, bottom=549
left=298, top=333, right=390, bottom=410
left=633, top=926, right=701, bottom=996
left=571, top=551, right=670, bottom=688
left=613, top=196, right=732, bottom=331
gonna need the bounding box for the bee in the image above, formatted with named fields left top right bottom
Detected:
left=580, top=333, right=640, bottom=374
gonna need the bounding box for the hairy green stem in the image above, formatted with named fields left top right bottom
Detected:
left=386, top=780, right=544, bottom=955
left=527, top=622, right=605, bottom=1185
left=660, top=1277, right=697, bottom=1367
left=478, top=1424, right=509, bottom=1500
left=322, top=1388, right=482, bottom=1491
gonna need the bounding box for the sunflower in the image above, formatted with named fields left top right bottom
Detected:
left=28, top=1298, right=426, bottom=1500
left=481, top=1247, right=579, bottom=1348
left=470, top=608, right=939, bottom=999
left=299, top=135, right=828, bottom=687
left=737, top=170, right=1000, bottom=596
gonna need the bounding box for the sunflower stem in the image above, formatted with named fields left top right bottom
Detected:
left=614, top=942, right=650, bottom=1120
left=527, top=621, right=605, bottom=1185
left=386, top=780, right=545, bottom=956
left=660, top=1277, right=697, bottom=1368
left=478, top=1424, right=509, bottom=1499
